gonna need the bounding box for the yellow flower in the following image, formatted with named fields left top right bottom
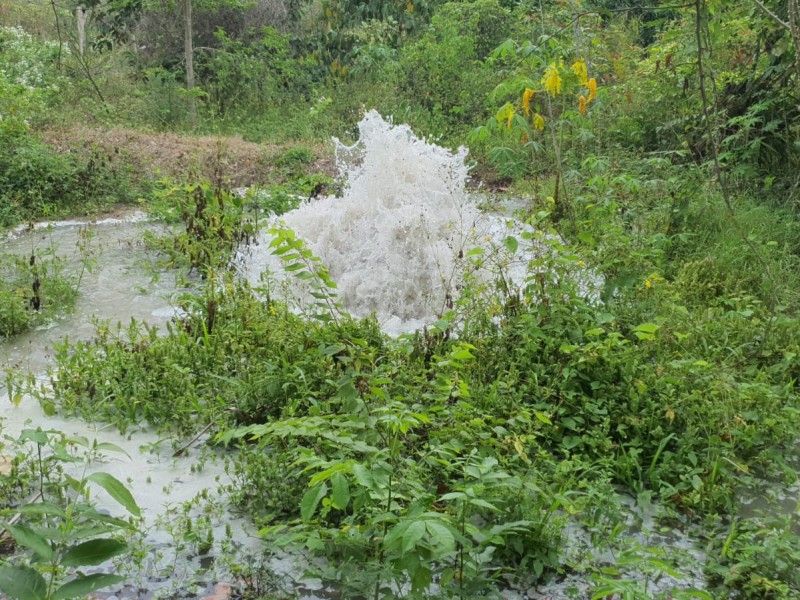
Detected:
left=495, top=102, right=514, bottom=126
left=571, top=59, right=589, bottom=85
left=542, top=64, right=562, bottom=97
left=578, top=95, right=588, bottom=116
left=533, top=113, right=545, bottom=130
left=520, top=131, right=528, bottom=144
left=587, top=77, right=598, bottom=102
left=506, top=107, right=515, bottom=129
left=645, top=278, right=652, bottom=288
left=522, top=87, right=535, bottom=116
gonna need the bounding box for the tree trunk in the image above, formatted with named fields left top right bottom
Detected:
left=790, top=0, right=800, bottom=82
left=76, top=6, right=86, bottom=56
left=184, top=0, right=196, bottom=128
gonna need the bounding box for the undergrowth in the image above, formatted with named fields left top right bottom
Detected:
left=11, top=165, right=800, bottom=596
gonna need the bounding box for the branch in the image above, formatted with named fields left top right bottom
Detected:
left=517, top=3, right=694, bottom=56
left=750, top=0, right=790, bottom=30
left=694, top=0, right=779, bottom=318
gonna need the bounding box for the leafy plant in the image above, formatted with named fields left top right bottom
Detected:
left=0, top=249, right=78, bottom=338
left=144, top=179, right=257, bottom=276
left=0, top=429, right=140, bottom=600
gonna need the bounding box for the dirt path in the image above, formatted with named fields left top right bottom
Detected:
left=40, top=125, right=337, bottom=187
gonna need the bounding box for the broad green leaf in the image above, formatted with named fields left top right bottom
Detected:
left=675, top=591, right=714, bottom=600
left=51, top=574, right=124, bottom=600
left=438, top=491, right=467, bottom=502
left=65, top=525, right=120, bottom=541
left=330, top=473, right=350, bottom=511
left=300, top=483, right=328, bottom=521
left=634, top=322, right=660, bottom=334
left=0, top=565, right=47, bottom=600
left=14, top=502, right=66, bottom=517
left=86, top=472, right=141, bottom=517
left=450, top=348, right=474, bottom=361
left=308, top=462, right=350, bottom=487
left=5, top=525, right=53, bottom=560
left=425, top=521, right=456, bottom=556
left=19, top=430, right=49, bottom=445
left=93, top=442, right=130, bottom=457
left=467, top=498, right=499, bottom=512
left=645, top=557, right=681, bottom=578
left=351, top=464, right=372, bottom=488
left=504, top=235, right=519, bottom=254
left=60, top=538, right=128, bottom=567
left=383, top=520, right=408, bottom=551
left=402, top=520, right=426, bottom=554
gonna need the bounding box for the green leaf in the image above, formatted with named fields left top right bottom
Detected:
left=425, top=521, right=456, bottom=556
left=60, top=539, right=128, bottom=567
left=93, top=442, right=130, bottom=457
left=402, top=520, right=427, bottom=555
left=504, top=235, right=519, bottom=254
left=0, top=566, right=47, bottom=600
left=51, top=574, right=124, bottom=600
left=634, top=322, right=660, bottom=334
left=5, top=525, right=53, bottom=560
left=675, top=591, right=714, bottom=600
left=86, top=472, right=141, bottom=517
left=467, top=498, right=499, bottom=512
left=300, top=483, right=328, bottom=521
left=14, top=502, right=66, bottom=517
left=351, top=464, right=372, bottom=489
left=19, top=430, right=49, bottom=445
left=330, top=473, right=350, bottom=511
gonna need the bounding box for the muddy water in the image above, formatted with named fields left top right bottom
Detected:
left=0, top=217, right=263, bottom=598
left=1, top=214, right=176, bottom=375
left=0, top=216, right=711, bottom=599
left=0, top=191, right=712, bottom=597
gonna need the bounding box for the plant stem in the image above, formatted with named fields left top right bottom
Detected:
left=693, top=0, right=779, bottom=320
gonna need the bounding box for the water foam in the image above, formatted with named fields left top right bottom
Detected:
left=239, top=111, right=585, bottom=334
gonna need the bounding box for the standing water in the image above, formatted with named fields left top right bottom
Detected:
left=0, top=115, right=709, bottom=599
left=0, top=216, right=270, bottom=598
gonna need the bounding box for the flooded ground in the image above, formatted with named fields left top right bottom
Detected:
left=0, top=217, right=248, bottom=597
left=0, top=215, right=714, bottom=600
left=3, top=114, right=788, bottom=598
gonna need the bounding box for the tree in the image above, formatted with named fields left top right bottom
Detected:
left=750, top=0, right=800, bottom=81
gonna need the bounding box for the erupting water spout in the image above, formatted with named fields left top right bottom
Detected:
left=239, top=111, right=588, bottom=334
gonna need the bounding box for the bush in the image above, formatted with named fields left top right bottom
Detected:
left=0, top=251, right=78, bottom=337
left=397, top=0, right=509, bottom=132
left=198, top=27, right=311, bottom=119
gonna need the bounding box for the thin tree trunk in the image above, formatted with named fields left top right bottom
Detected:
left=184, top=0, right=196, bottom=129
left=789, top=0, right=800, bottom=82
left=76, top=6, right=86, bottom=56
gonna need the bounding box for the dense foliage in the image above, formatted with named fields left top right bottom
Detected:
left=2, top=0, right=800, bottom=598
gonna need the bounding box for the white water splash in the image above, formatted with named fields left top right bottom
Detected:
left=239, top=111, right=551, bottom=334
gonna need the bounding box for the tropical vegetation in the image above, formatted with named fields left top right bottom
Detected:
left=1, top=0, right=800, bottom=598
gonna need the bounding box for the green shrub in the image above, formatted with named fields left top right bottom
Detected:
left=0, top=251, right=78, bottom=338
left=198, top=27, right=311, bottom=119
left=398, top=0, right=509, bottom=132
